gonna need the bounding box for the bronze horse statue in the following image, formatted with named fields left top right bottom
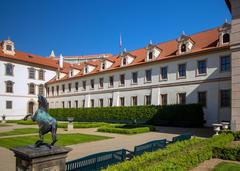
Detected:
left=32, top=95, right=57, bottom=147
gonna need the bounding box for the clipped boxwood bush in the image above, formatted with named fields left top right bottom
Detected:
left=49, top=104, right=204, bottom=127
left=97, top=124, right=154, bottom=134
left=103, top=134, right=234, bottom=171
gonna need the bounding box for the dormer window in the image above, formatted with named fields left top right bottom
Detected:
left=122, top=57, right=127, bottom=66
left=148, top=52, right=153, bottom=60
left=181, top=44, right=187, bottom=53
left=70, top=70, right=73, bottom=77
left=101, top=62, right=106, bottom=70
left=223, top=33, right=230, bottom=43
left=2, top=39, right=15, bottom=56
left=84, top=66, right=88, bottom=74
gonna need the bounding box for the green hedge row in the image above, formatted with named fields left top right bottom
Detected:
left=97, top=124, right=154, bottom=134
left=49, top=104, right=204, bottom=127
left=57, top=122, right=109, bottom=128
left=103, top=134, right=234, bottom=171
left=213, top=145, right=240, bottom=161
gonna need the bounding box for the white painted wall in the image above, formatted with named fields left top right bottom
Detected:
left=0, top=60, right=56, bottom=120
left=47, top=50, right=231, bottom=126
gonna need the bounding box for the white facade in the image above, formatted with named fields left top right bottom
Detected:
left=47, top=50, right=231, bottom=126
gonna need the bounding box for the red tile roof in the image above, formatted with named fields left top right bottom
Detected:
left=52, top=54, right=112, bottom=59
left=47, top=26, right=229, bottom=84
left=0, top=45, right=71, bottom=73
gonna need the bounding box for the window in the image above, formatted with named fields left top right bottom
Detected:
left=82, top=100, right=85, bottom=108
left=68, top=83, right=72, bottom=92
left=122, top=58, right=127, bottom=66
left=56, top=85, right=59, bottom=95
left=90, top=79, right=95, bottom=89
left=5, top=63, right=14, bottom=76
left=120, top=97, right=125, bottom=106
left=108, top=98, right=113, bottom=107
left=109, top=76, right=114, bottom=87
left=75, top=82, right=79, bottom=91
left=62, top=84, right=65, bottom=93
left=220, top=56, right=231, bottom=72
left=68, top=101, right=71, bottom=108
left=38, top=70, right=45, bottom=80
left=84, top=66, right=88, bottom=74
left=99, top=78, right=104, bottom=88
left=145, top=69, right=152, bottom=82
left=101, top=62, right=106, bottom=70
left=161, top=94, right=168, bottom=105
left=178, top=93, right=186, bottom=104
left=75, top=100, right=78, bottom=108
left=6, top=45, right=12, bottom=51
left=223, top=33, right=230, bottom=43
left=160, top=67, right=168, bottom=80
left=220, top=90, right=231, bottom=107
left=99, top=99, right=104, bottom=107
left=82, top=81, right=86, bottom=90
left=62, top=101, right=65, bottom=108
left=148, top=51, right=153, bottom=60
left=145, top=95, right=151, bottom=105
left=6, top=101, right=12, bottom=109
left=198, top=91, right=207, bottom=107
left=91, top=99, right=94, bottom=107
left=178, top=64, right=186, bottom=78
left=132, top=72, right=138, bottom=84
left=28, top=83, right=35, bottom=94
left=28, top=68, right=36, bottom=79
left=51, top=86, right=54, bottom=96
left=70, top=70, right=74, bottom=77
left=181, top=44, right=186, bottom=53
left=120, top=74, right=125, bottom=86
left=47, top=87, right=50, bottom=96
left=38, top=84, right=44, bottom=96
left=5, top=81, right=13, bottom=93
left=198, top=60, right=207, bottom=75
left=131, top=96, right=138, bottom=106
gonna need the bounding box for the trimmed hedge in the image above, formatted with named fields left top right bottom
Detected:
left=102, top=134, right=234, bottom=171
left=58, top=122, right=109, bottom=129
left=49, top=104, right=204, bottom=127
left=97, top=124, right=154, bottom=134
left=213, top=145, right=240, bottom=161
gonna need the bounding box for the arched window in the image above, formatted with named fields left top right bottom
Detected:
left=122, top=57, right=127, bottom=66
left=223, top=33, right=230, bottom=43
left=181, top=44, right=186, bottom=53
left=29, top=83, right=35, bottom=94
left=5, top=81, right=13, bottom=93
left=148, top=51, right=153, bottom=60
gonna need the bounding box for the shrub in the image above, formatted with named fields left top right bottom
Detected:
left=97, top=124, right=154, bottom=134
left=57, top=122, right=109, bottom=129
left=103, top=134, right=234, bottom=171
left=49, top=104, right=204, bottom=127
left=17, top=120, right=36, bottom=125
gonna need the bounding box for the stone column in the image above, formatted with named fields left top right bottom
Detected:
left=11, top=145, right=71, bottom=171
left=229, top=0, right=240, bottom=130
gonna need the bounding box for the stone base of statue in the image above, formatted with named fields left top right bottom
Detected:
left=11, top=145, right=72, bottom=171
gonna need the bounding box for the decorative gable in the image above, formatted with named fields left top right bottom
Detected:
left=120, top=50, right=135, bottom=66
left=56, top=70, right=66, bottom=80
left=2, top=39, right=15, bottom=56
left=101, top=59, right=113, bottom=70
left=69, top=68, right=80, bottom=77
left=84, top=63, right=96, bottom=74
left=146, top=41, right=161, bottom=61
left=218, top=21, right=231, bottom=45
left=177, top=32, right=194, bottom=54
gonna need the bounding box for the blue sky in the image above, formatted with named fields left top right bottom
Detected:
left=0, top=0, right=231, bottom=57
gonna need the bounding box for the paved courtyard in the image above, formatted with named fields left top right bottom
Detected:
left=0, top=123, right=213, bottom=171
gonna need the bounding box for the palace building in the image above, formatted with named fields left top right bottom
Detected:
left=0, top=0, right=240, bottom=130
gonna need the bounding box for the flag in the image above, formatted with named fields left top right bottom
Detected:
left=120, top=32, right=122, bottom=49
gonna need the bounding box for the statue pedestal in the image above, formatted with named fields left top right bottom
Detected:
left=11, top=145, right=72, bottom=171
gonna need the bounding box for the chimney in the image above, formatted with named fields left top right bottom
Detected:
left=59, top=54, right=64, bottom=69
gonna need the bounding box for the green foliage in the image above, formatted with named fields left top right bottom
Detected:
left=17, top=120, right=36, bottom=125
left=0, top=133, right=111, bottom=149
left=57, top=122, right=109, bottom=128
left=213, top=162, right=240, bottom=171
left=97, top=124, right=154, bottom=134
left=49, top=104, right=204, bottom=127
left=103, top=134, right=234, bottom=171
left=220, top=130, right=240, bottom=141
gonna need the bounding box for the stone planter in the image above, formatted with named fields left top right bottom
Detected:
left=221, top=122, right=230, bottom=130
left=1, top=114, right=6, bottom=124
left=67, top=117, right=74, bottom=131
left=212, top=123, right=222, bottom=135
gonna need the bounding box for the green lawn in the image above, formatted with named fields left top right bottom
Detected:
left=0, top=124, right=10, bottom=127
left=0, top=128, right=38, bottom=137
left=213, top=162, right=240, bottom=171
left=0, top=133, right=111, bottom=149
